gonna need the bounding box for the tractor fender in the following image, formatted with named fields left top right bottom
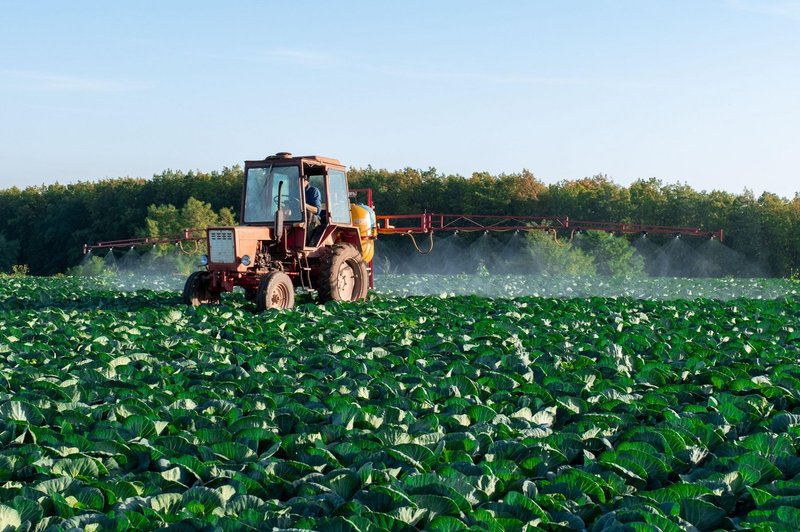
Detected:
left=307, top=226, right=363, bottom=259
left=335, top=227, right=363, bottom=254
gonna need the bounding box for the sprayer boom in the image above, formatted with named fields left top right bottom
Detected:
left=82, top=229, right=206, bottom=255
left=374, top=212, right=723, bottom=241
left=83, top=209, right=724, bottom=257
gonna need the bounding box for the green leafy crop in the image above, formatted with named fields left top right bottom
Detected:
left=1, top=276, right=800, bottom=530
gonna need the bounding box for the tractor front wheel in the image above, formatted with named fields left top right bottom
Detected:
left=182, top=271, right=220, bottom=306
left=317, top=243, right=369, bottom=303
left=256, top=271, right=295, bottom=311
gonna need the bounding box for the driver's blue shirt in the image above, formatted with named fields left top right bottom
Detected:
left=306, top=186, right=322, bottom=211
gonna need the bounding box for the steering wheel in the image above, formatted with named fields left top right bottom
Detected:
left=273, top=194, right=301, bottom=214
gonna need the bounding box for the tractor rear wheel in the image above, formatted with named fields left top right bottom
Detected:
left=317, top=243, right=369, bottom=302
left=182, top=271, right=220, bottom=306
left=256, top=271, right=295, bottom=311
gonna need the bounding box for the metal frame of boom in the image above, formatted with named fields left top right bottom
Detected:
left=83, top=188, right=723, bottom=255
left=374, top=212, right=724, bottom=241
left=82, top=229, right=206, bottom=255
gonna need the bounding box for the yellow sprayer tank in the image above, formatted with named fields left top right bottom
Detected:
left=350, top=203, right=377, bottom=262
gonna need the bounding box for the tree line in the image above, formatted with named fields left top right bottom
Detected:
left=0, top=165, right=798, bottom=276
left=0, top=167, right=241, bottom=275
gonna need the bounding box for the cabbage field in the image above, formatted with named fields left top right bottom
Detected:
left=1, top=275, right=800, bottom=530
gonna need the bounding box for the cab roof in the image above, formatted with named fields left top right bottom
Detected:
left=244, top=152, right=344, bottom=169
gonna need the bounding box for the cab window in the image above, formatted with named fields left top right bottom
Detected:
left=328, top=169, right=351, bottom=224
left=244, top=166, right=302, bottom=223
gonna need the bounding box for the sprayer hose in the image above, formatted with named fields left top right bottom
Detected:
left=405, top=232, right=435, bottom=254
left=178, top=240, right=201, bottom=254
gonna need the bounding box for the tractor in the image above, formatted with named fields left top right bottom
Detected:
left=182, top=152, right=377, bottom=310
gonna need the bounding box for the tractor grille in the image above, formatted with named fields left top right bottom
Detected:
left=208, top=230, right=235, bottom=263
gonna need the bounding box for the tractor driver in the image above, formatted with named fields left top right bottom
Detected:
left=302, top=175, right=322, bottom=240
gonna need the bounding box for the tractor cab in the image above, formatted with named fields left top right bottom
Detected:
left=241, top=152, right=353, bottom=248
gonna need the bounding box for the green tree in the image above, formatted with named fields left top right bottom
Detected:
left=541, top=175, right=629, bottom=221
left=661, top=183, right=704, bottom=227
left=725, top=190, right=767, bottom=275
left=757, top=192, right=795, bottom=277
left=629, top=178, right=666, bottom=224
left=142, top=197, right=236, bottom=274
left=506, top=230, right=595, bottom=276
left=145, top=197, right=235, bottom=238
left=0, top=233, right=20, bottom=273
left=697, top=189, right=736, bottom=234
left=348, top=166, right=427, bottom=214
left=497, top=169, right=546, bottom=216
left=574, top=232, right=645, bottom=277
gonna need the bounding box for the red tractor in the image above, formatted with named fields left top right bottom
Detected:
left=182, top=152, right=377, bottom=310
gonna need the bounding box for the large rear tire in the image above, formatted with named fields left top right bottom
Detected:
left=256, top=271, right=296, bottom=311
left=317, top=243, right=369, bottom=302
left=182, top=271, right=221, bottom=306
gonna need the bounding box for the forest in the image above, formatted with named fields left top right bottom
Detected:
left=0, top=165, right=798, bottom=277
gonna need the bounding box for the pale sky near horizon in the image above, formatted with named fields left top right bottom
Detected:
left=1, top=1, right=798, bottom=199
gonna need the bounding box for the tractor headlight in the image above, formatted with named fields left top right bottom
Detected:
left=241, top=255, right=251, bottom=266
left=199, top=254, right=209, bottom=266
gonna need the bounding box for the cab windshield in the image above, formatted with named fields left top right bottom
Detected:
left=243, top=165, right=303, bottom=223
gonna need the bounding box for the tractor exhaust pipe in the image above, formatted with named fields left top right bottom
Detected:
left=274, top=180, right=284, bottom=242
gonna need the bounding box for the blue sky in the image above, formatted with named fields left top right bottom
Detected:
left=1, top=1, right=798, bottom=198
